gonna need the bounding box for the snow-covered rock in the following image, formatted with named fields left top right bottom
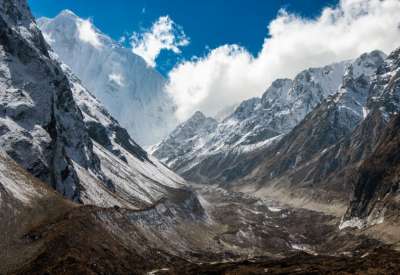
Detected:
left=243, top=50, right=387, bottom=189
left=151, top=111, right=218, bottom=170
left=340, top=47, right=400, bottom=228
left=63, top=64, right=187, bottom=208
left=153, top=51, right=388, bottom=186
left=0, top=0, right=191, bottom=209
left=37, top=10, right=177, bottom=146
left=152, top=59, right=350, bottom=175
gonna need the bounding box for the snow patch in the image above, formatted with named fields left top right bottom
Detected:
left=268, top=206, right=282, bottom=212
left=147, top=268, right=170, bottom=275
left=362, top=107, right=369, bottom=118
left=339, top=217, right=365, bottom=230
left=108, top=73, right=125, bottom=87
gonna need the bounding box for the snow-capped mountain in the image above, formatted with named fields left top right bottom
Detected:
left=37, top=10, right=177, bottom=146
left=0, top=0, right=194, bottom=209
left=63, top=64, right=189, bottom=208
left=153, top=58, right=357, bottom=177
left=216, top=48, right=398, bottom=229
left=150, top=111, right=218, bottom=171
left=230, top=51, right=388, bottom=203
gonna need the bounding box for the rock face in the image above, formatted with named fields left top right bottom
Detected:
left=0, top=0, right=194, bottom=209
left=63, top=64, right=188, bottom=208
left=341, top=47, right=400, bottom=228
left=37, top=10, right=177, bottom=146
left=342, top=114, right=400, bottom=229
left=0, top=0, right=102, bottom=201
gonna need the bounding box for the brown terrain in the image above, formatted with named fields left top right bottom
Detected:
left=1, top=172, right=399, bottom=275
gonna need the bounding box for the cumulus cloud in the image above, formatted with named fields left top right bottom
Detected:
left=167, top=0, right=400, bottom=121
left=77, top=19, right=102, bottom=48
left=130, top=16, right=189, bottom=67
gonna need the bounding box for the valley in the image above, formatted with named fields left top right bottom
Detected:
left=0, top=0, right=399, bottom=274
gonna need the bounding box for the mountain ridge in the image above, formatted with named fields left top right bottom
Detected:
left=152, top=51, right=386, bottom=184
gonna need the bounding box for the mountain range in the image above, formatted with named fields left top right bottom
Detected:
left=153, top=45, right=400, bottom=236
left=0, top=0, right=399, bottom=274
left=153, top=47, right=400, bottom=229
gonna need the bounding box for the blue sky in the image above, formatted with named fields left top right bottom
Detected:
left=28, top=0, right=338, bottom=75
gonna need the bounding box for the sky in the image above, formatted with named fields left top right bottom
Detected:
left=29, top=0, right=400, bottom=121
left=29, top=0, right=338, bottom=75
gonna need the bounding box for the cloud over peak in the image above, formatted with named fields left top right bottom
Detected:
left=77, top=18, right=102, bottom=48
left=167, top=0, right=400, bottom=122
left=130, top=16, right=189, bottom=67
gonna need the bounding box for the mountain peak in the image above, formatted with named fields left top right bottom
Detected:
left=57, top=9, right=79, bottom=20
left=190, top=111, right=207, bottom=120
left=37, top=11, right=178, bottom=146
left=352, top=50, right=387, bottom=78
left=182, top=111, right=217, bottom=129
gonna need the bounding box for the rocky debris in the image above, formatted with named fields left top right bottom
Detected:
left=178, top=247, right=400, bottom=275
left=3, top=171, right=396, bottom=275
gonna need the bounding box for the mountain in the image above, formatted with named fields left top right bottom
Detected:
left=230, top=51, right=389, bottom=214
left=150, top=111, right=218, bottom=172
left=220, top=47, right=399, bottom=231
left=341, top=47, right=400, bottom=230
left=340, top=113, right=400, bottom=233
left=153, top=49, right=392, bottom=219
left=0, top=1, right=208, bottom=271
left=1, top=0, right=399, bottom=273
left=153, top=54, right=385, bottom=181
left=37, top=10, right=177, bottom=146
left=0, top=0, right=195, bottom=210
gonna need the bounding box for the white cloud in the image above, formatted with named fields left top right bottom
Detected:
left=109, top=73, right=125, bottom=87
left=77, top=18, right=102, bottom=48
left=118, top=36, right=126, bottom=44
left=167, top=0, right=400, bottom=121
left=130, top=16, right=189, bottom=67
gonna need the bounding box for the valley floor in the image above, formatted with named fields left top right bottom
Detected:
left=4, top=183, right=399, bottom=275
